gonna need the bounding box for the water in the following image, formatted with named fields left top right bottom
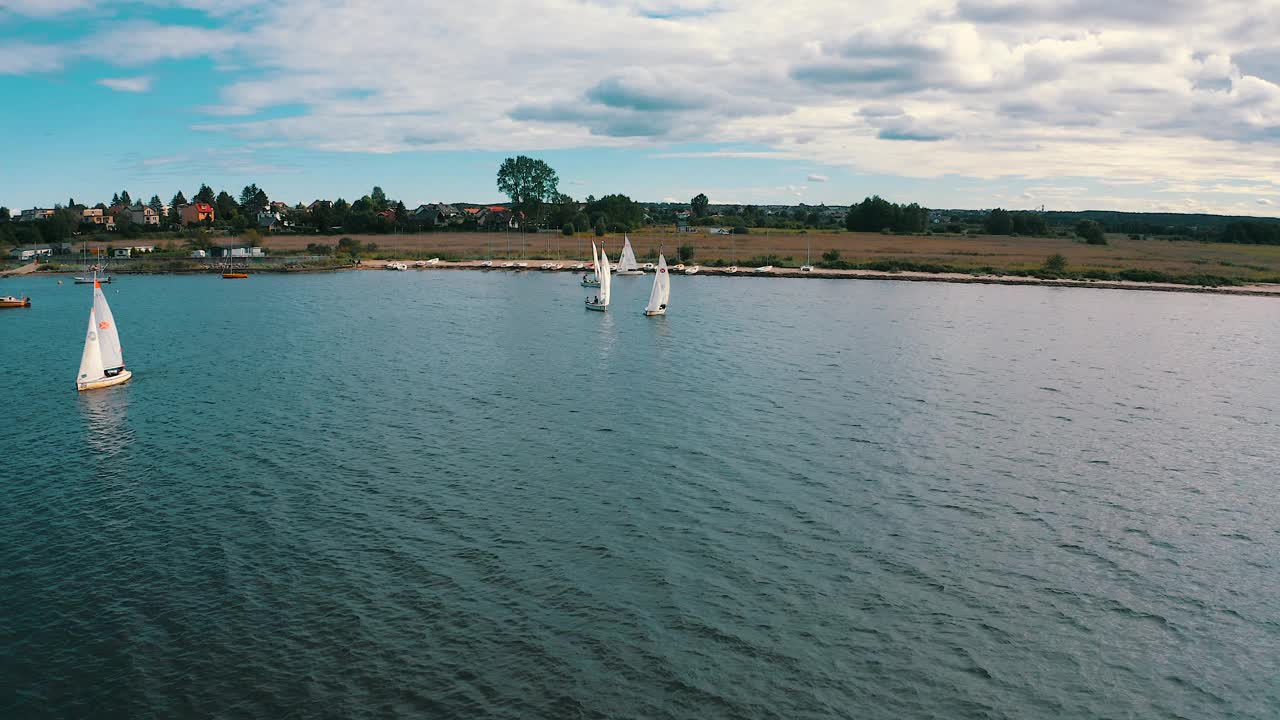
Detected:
left=2, top=271, right=1278, bottom=719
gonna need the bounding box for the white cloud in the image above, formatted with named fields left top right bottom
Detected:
left=807, top=173, right=828, bottom=182
left=6, top=0, right=1280, bottom=210
left=97, top=75, right=151, bottom=92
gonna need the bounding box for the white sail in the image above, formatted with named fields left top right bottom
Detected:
left=92, top=281, right=124, bottom=371
left=645, top=254, right=670, bottom=313
left=591, top=241, right=599, bottom=280
left=617, top=235, right=640, bottom=272
left=77, top=307, right=105, bottom=386
left=599, top=247, right=612, bottom=306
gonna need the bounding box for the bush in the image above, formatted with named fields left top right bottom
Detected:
left=677, top=244, right=694, bottom=262
left=821, top=249, right=841, bottom=262
left=1076, top=220, right=1107, bottom=245
left=731, top=225, right=749, bottom=234
left=594, top=218, right=605, bottom=237
left=562, top=222, right=574, bottom=236
left=1043, top=253, right=1067, bottom=273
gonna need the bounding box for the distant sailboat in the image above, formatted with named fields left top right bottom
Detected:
left=644, top=254, right=670, bottom=316
left=585, top=242, right=611, bottom=311
left=615, top=235, right=642, bottom=275
left=76, top=278, right=131, bottom=391
left=75, top=247, right=111, bottom=284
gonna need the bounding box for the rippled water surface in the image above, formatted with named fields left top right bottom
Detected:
left=2, top=271, right=1278, bottom=719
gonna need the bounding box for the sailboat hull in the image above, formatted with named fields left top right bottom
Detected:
left=75, top=277, right=111, bottom=284
left=77, top=369, right=132, bottom=392
left=581, top=280, right=600, bottom=287
left=585, top=302, right=608, bottom=312
left=614, top=270, right=643, bottom=276
left=643, top=308, right=666, bottom=316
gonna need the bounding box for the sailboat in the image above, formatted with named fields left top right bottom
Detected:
left=585, top=241, right=611, bottom=311
left=643, top=254, right=670, bottom=316
left=615, top=235, right=642, bottom=275
left=801, top=233, right=814, bottom=272
left=76, top=277, right=131, bottom=391
left=581, top=242, right=601, bottom=287
left=75, top=247, right=111, bottom=284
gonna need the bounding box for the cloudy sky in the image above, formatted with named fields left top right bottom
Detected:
left=2, top=0, right=1279, bottom=214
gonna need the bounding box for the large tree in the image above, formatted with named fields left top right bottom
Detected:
left=119, top=190, right=132, bottom=207
left=215, top=190, right=240, bottom=221
left=194, top=184, right=216, bottom=204
left=149, top=195, right=163, bottom=212
left=171, top=190, right=187, bottom=207
left=496, top=155, right=559, bottom=226
left=691, top=193, right=709, bottom=218
left=239, top=184, right=263, bottom=211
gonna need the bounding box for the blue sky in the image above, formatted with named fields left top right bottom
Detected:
left=2, top=1, right=1279, bottom=215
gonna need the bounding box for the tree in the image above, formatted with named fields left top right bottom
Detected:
left=111, top=192, right=120, bottom=206
left=119, top=191, right=132, bottom=207
left=0, top=207, right=8, bottom=221
left=984, top=208, right=1014, bottom=235
left=215, top=191, right=240, bottom=222
left=394, top=200, right=408, bottom=224
left=172, top=190, right=188, bottom=207
left=822, top=249, right=841, bottom=262
left=691, top=193, right=709, bottom=218
left=370, top=186, right=388, bottom=211
left=148, top=195, right=163, bottom=212
left=678, top=244, right=695, bottom=262
left=1043, top=253, right=1067, bottom=273
left=846, top=196, right=928, bottom=233
left=496, top=155, right=560, bottom=226
left=594, top=217, right=605, bottom=236
left=194, top=184, right=215, bottom=204
left=562, top=222, right=574, bottom=236
left=586, top=194, right=644, bottom=232
left=239, top=184, right=262, bottom=211
left=1076, top=220, right=1106, bottom=245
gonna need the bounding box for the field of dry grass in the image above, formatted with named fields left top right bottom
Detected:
left=254, top=229, right=1280, bottom=282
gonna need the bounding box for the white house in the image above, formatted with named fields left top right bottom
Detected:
left=190, top=249, right=207, bottom=259
left=9, top=245, right=53, bottom=260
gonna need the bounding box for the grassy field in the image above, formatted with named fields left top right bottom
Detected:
left=248, top=229, right=1280, bottom=284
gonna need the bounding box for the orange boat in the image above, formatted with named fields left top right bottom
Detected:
left=222, top=273, right=249, bottom=279
left=0, top=295, right=31, bottom=308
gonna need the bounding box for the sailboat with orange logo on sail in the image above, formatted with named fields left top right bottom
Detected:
left=76, top=275, right=132, bottom=391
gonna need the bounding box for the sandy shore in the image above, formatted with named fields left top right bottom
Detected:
left=358, top=258, right=1280, bottom=298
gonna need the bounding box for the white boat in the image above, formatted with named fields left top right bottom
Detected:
left=684, top=265, right=700, bottom=275
left=386, top=261, right=408, bottom=271
left=754, top=265, right=773, bottom=273
left=615, top=235, right=643, bottom=275
left=414, top=260, right=426, bottom=268
left=642, top=262, right=655, bottom=272
left=501, top=261, right=516, bottom=268
left=76, top=277, right=131, bottom=391
left=585, top=242, right=611, bottom=311
left=515, top=262, right=529, bottom=269
left=643, top=254, right=670, bottom=316
left=569, top=263, right=586, bottom=270
left=725, top=266, right=738, bottom=274
left=673, top=263, right=685, bottom=271
left=427, top=257, right=441, bottom=265
left=480, top=260, right=493, bottom=267
left=800, top=265, right=815, bottom=272
left=581, top=250, right=601, bottom=286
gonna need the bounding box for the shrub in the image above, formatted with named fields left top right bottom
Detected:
left=1043, top=253, right=1067, bottom=273
left=821, top=249, right=841, bottom=262
left=677, top=244, right=694, bottom=262
left=731, top=225, right=749, bottom=234
left=562, top=222, right=574, bottom=236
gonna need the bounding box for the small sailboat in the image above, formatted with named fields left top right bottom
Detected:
left=76, top=278, right=131, bottom=391
left=684, top=265, right=700, bottom=275
left=75, top=247, right=111, bottom=284
left=643, top=254, right=670, bottom=316
left=585, top=241, right=611, bottom=311
left=800, top=233, right=814, bottom=272
left=581, top=243, right=601, bottom=287
left=615, top=235, right=643, bottom=275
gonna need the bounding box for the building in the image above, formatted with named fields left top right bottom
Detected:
left=81, top=207, right=116, bottom=229
left=18, top=208, right=55, bottom=222
left=129, top=205, right=160, bottom=225
left=9, top=245, right=53, bottom=260
left=180, top=202, right=215, bottom=225
left=412, top=203, right=460, bottom=226
left=111, top=245, right=155, bottom=258
left=214, top=246, right=265, bottom=258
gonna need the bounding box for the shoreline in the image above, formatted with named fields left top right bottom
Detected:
left=8, top=259, right=1280, bottom=298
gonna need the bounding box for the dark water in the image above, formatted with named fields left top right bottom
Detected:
left=2, top=271, right=1278, bottom=719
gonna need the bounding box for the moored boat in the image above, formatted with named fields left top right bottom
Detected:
left=585, top=241, right=611, bottom=311
left=0, top=295, right=31, bottom=308
left=615, top=235, right=643, bottom=275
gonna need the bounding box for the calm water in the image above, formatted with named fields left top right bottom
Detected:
left=1, top=271, right=1278, bottom=719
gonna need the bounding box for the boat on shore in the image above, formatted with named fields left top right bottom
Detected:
left=643, top=254, right=670, bottom=316
left=725, top=266, right=738, bottom=274
left=76, top=277, right=131, bottom=391
left=586, top=242, right=611, bottom=311
left=684, top=265, right=700, bottom=275
left=385, top=262, right=408, bottom=271
left=0, top=295, right=31, bottom=308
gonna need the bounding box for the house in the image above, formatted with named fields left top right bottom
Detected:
left=180, top=202, right=215, bottom=225
left=81, top=207, right=116, bottom=229
left=10, top=245, right=53, bottom=260
left=112, top=248, right=132, bottom=258
left=377, top=209, right=397, bottom=222
left=214, top=246, right=265, bottom=258
left=412, top=203, right=460, bottom=226
left=308, top=200, right=332, bottom=211
left=190, top=249, right=207, bottom=259
left=18, top=208, right=54, bottom=222
left=129, top=205, right=160, bottom=225
left=50, top=242, right=74, bottom=254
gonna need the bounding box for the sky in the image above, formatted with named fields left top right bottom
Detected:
left=2, top=0, right=1279, bottom=216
